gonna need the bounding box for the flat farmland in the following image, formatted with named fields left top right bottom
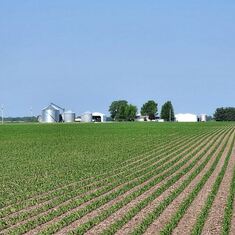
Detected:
left=0, top=122, right=235, bottom=235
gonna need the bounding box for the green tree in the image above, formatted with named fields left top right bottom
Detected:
left=125, top=104, right=138, bottom=121
left=109, top=100, right=128, bottom=120
left=140, top=100, right=158, bottom=120
left=214, top=107, right=235, bottom=121
left=160, top=101, right=175, bottom=121
left=109, top=100, right=137, bottom=121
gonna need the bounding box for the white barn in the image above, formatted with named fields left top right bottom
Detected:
left=92, top=112, right=106, bottom=122
left=175, top=113, right=198, bottom=122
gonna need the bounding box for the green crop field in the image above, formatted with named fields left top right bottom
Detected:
left=0, top=122, right=235, bottom=235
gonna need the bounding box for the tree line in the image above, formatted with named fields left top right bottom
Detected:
left=214, top=107, right=235, bottom=121
left=109, top=100, right=175, bottom=121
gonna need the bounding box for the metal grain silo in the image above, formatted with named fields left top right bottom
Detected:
left=63, top=110, right=76, bottom=123
left=81, top=112, right=92, bottom=122
left=42, top=105, right=60, bottom=123
left=200, top=114, right=207, bottom=122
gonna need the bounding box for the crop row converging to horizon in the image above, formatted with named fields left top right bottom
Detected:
left=0, top=122, right=235, bottom=234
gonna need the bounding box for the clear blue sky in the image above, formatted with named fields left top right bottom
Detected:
left=0, top=1, right=234, bottom=117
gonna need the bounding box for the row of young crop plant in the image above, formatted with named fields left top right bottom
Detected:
left=1, top=126, right=233, bottom=234
left=0, top=129, right=214, bottom=233
left=0, top=133, right=184, bottom=215
left=0, top=130, right=198, bottom=221
left=79, top=128, right=232, bottom=235
left=155, top=130, right=234, bottom=235
left=4, top=127, right=229, bottom=234
left=191, top=133, right=235, bottom=235
left=80, top=128, right=232, bottom=235
left=0, top=131, right=185, bottom=215
left=1, top=128, right=175, bottom=207
left=222, top=151, right=235, bottom=235
left=2, top=126, right=229, bottom=233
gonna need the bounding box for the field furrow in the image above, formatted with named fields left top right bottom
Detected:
left=0, top=131, right=207, bottom=232
left=159, top=130, right=234, bottom=235
left=142, top=130, right=233, bottom=234
left=21, top=130, right=213, bottom=235
left=83, top=128, right=227, bottom=235
left=1, top=123, right=234, bottom=235
left=0, top=133, right=188, bottom=218
left=229, top=168, right=235, bottom=235
left=201, top=139, right=235, bottom=235
left=39, top=129, right=224, bottom=234
left=118, top=130, right=232, bottom=235
left=0, top=136, right=171, bottom=210
left=96, top=129, right=232, bottom=235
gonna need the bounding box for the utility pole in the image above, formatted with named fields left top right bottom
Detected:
left=1, top=105, right=4, bottom=124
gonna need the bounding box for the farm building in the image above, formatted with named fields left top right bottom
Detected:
left=175, top=113, right=198, bottom=122
left=92, top=112, right=106, bottom=122
left=135, top=114, right=153, bottom=122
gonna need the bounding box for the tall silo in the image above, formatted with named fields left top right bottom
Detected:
left=42, top=105, right=60, bottom=123
left=63, top=110, right=76, bottom=123
left=81, top=112, right=92, bottom=122
left=200, top=114, right=207, bottom=122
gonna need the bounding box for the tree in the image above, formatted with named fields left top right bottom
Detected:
left=141, top=100, right=158, bottom=120
left=160, top=101, right=175, bottom=121
left=125, top=104, right=138, bottom=121
left=109, top=100, right=128, bottom=120
left=109, top=100, right=137, bottom=121
left=214, top=107, right=235, bottom=121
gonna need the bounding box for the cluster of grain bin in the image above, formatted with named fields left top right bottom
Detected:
left=40, top=104, right=107, bottom=124
left=41, top=103, right=76, bottom=123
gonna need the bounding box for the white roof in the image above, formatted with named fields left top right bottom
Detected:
left=92, top=112, right=105, bottom=116
left=175, top=113, right=198, bottom=122
left=175, top=113, right=197, bottom=117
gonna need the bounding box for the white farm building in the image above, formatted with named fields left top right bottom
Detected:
left=175, top=113, right=198, bottom=122
left=92, top=112, right=106, bottom=122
